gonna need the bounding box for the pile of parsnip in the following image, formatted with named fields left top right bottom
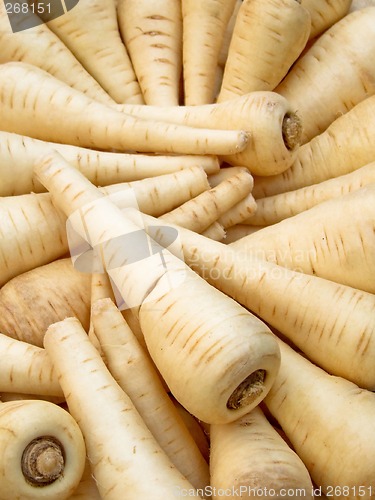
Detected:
left=0, top=0, right=374, bottom=499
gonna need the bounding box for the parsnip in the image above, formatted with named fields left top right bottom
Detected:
left=0, top=259, right=91, bottom=347
left=252, top=96, right=375, bottom=198
left=218, top=0, right=311, bottom=100
left=46, top=0, right=144, bottom=104
left=301, top=0, right=352, bottom=39
left=117, top=91, right=302, bottom=176
left=232, top=185, right=375, bottom=293
left=44, top=317, right=203, bottom=500
left=181, top=0, right=237, bottom=105
left=210, top=407, right=314, bottom=499
left=118, top=0, right=182, bottom=106
left=0, top=3, right=115, bottom=105
left=0, top=399, right=86, bottom=500
left=0, top=334, right=62, bottom=397
left=0, top=62, right=248, bottom=157
left=91, top=298, right=210, bottom=491
left=0, top=167, right=210, bottom=284
left=0, top=130, right=219, bottom=196
left=161, top=169, right=254, bottom=233
left=275, top=7, right=375, bottom=143
left=35, top=152, right=281, bottom=424
left=265, top=340, right=375, bottom=497
left=130, top=213, right=375, bottom=390
left=247, top=162, right=375, bottom=226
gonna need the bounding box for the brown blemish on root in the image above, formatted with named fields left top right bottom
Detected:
left=227, top=369, right=266, bottom=410
left=21, top=436, right=65, bottom=486
left=282, top=112, right=302, bottom=151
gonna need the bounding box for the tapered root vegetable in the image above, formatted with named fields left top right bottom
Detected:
left=252, top=96, right=375, bottom=198
left=87, top=272, right=116, bottom=354
left=0, top=334, right=62, bottom=397
left=301, top=0, right=352, bottom=39
left=118, top=91, right=302, bottom=175
left=247, top=162, right=375, bottom=226
left=0, top=193, right=68, bottom=286
left=210, top=406, right=314, bottom=499
left=131, top=214, right=375, bottom=390
left=231, top=184, right=375, bottom=294
left=0, top=62, right=248, bottom=156
left=46, top=0, right=143, bottom=104
left=171, top=398, right=210, bottom=463
left=217, top=193, right=257, bottom=229
left=118, top=0, right=182, bottom=106
left=68, top=460, right=101, bottom=500
left=349, top=0, right=375, bottom=11
left=223, top=224, right=265, bottom=243
left=161, top=169, right=254, bottom=233
left=0, top=4, right=115, bottom=106
left=265, top=340, right=375, bottom=496
left=35, top=152, right=281, bottom=424
left=44, top=317, right=203, bottom=500
left=0, top=131, right=219, bottom=196
left=275, top=7, right=375, bottom=144
left=181, top=0, right=237, bottom=105
left=0, top=259, right=91, bottom=347
left=0, top=167, right=210, bottom=284
left=91, top=298, right=210, bottom=490
left=217, top=0, right=311, bottom=101
left=0, top=399, right=86, bottom=500
left=201, top=222, right=226, bottom=241
left=217, top=0, right=242, bottom=68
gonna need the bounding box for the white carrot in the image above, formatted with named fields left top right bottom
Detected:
left=68, top=460, right=101, bottom=500
left=0, top=130, right=219, bottom=196
left=0, top=259, right=91, bottom=347
left=181, top=0, right=237, bottom=105
left=223, top=224, right=265, bottom=244
left=118, top=0, right=182, bottom=106
left=171, top=397, right=210, bottom=464
left=0, top=334, right=62, bottom=397
left=247, top=162, right=375, bottom=226
left=117, top=91, right=302, bottom=176
left=217, top=0, right=242, bottom=68
left=217, top=0, right=311, bottom=101
left=301, top=0, right=352, bottom=39
left=130, top=212, right=375, bottom=390
left=275, top=7, right=375, bottom=144
left=0, top=6, right=115, bottom=106
left=91, top=298, right=210, bottom=491
left=0, top=62, right=248, bottom=156
left=201, top=222, right=226, bottom=241
left=265, top=339, right=375, bottom=496
left=161, top=169, right=254, bottom=233
left=231, top=184, right=375, bottom=294
left=44, top=317, right=204, bottom=499
left=0, top=167, right=210, bottom=284
left=0, top=399, right=86, bottom=500
left=252, top=95, right=375, bottom=198
left=210, top=406, right=314, bottom=498
left=35, top=152, right=281, bottom=424
left=217, top=193, right=257, bottom=229
left=46, top=0, right=144, bottom=104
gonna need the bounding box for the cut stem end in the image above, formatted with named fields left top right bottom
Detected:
left=22, top=436, right=65, bottom=486
left=282, top=112, right=302, bottom=151
left=227, top=369, right=266, bottom=410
